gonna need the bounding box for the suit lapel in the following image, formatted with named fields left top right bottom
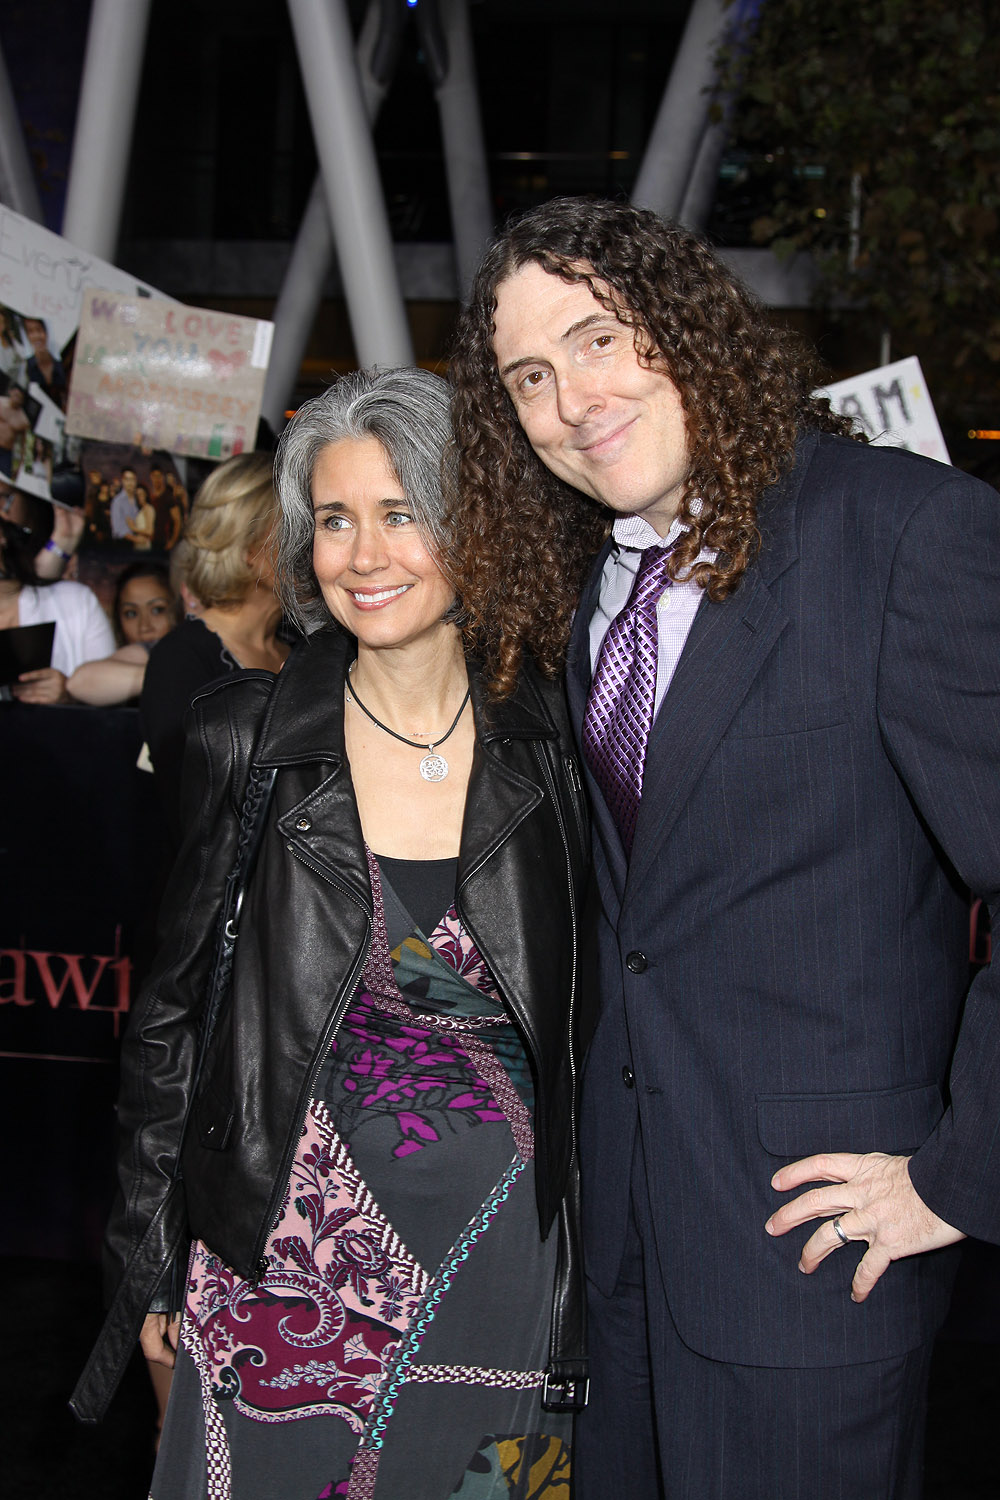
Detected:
left=622, top=439, right=816, bottom=902
left=624, top=565, right=789, bottom=899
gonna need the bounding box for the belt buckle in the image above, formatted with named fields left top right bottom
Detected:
left=542, top=1370, right=590, bottom=1411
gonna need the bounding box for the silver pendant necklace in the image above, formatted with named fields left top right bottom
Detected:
left=346, top=668, right=470, bottom=782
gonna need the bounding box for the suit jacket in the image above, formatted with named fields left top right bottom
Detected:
left=570, top=430, right=1000, bottom=1368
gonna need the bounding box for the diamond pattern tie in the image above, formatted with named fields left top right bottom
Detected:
left=582, top=544, right=674, bottom=854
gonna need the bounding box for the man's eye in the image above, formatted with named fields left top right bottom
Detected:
left=592, top=334, right=615, bottom=350
left=520, top=369, right=546, bottom=391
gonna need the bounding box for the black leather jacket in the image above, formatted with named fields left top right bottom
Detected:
left=72, top=627, right=589, bottom=1421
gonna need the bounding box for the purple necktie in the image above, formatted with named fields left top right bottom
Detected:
left=582, top=545, right=674, bottom=853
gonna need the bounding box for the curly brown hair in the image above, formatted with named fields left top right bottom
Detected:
left=448, top=196, right=858, bottom=698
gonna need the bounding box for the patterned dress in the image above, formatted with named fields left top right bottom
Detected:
left=150, top=853, right=572, bottom=1500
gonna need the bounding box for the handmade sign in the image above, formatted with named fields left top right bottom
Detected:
left=66, top=290, right=274, bottom=460
left=817, top=356, right=950, bottom=464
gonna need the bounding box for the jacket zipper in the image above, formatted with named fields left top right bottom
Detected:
left=562, top=753, right=588, bottom=860
left=248, top=842, right=372, bottom=1284
left=532, top=742, right=580, bottom=1158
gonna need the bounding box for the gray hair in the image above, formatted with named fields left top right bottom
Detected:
left=274, top=365, right=456, bottom=633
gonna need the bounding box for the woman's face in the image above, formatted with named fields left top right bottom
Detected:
left=136, top=485, right=150, bottom=507
left=311, top=436, right=455, bottom=653
left=118, top=575, right=174, bottom=644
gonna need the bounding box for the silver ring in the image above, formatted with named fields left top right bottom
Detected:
left=831, top=1215, right=850, bottom=1247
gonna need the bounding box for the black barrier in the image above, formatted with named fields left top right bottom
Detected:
left=0, top=701, right=163, bottom=1260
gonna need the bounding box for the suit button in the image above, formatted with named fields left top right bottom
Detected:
left=626, top=951, right=647, bottom=974
left=622, top=1066, right=635, bottom=1089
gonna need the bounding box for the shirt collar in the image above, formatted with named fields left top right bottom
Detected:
left=611, top=496, right=702, bottom=554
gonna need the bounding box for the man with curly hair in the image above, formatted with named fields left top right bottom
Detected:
left=448, top=197, right=1000, bottom=1499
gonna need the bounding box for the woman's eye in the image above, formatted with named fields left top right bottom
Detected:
left=386, top=510, right=412, bottom=527
left=319, top=513, right=349, bottom=531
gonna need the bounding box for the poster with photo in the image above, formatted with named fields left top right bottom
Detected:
left=0, top=205, right=167, bottom=510
left=79, top=441, right=189, bottom=553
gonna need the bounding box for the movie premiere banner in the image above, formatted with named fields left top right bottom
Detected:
left=66, top=290, right=273, bottom=461
left=0, top=703, right=163, bottom=1260
left=817, top=356, right=951, bottom=464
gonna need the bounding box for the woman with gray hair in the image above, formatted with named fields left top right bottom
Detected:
left=75, top=367, right=589, bottom=1500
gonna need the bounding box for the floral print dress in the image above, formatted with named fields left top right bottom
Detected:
left=150, top=852, right=571, bottom=1500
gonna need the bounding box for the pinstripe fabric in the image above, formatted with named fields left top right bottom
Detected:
left=575, top=1157, right=934, bottom=1500
left=567, top=431, right=1000, bottom=1478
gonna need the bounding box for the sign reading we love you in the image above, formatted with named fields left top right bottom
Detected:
left=66, top=289, right=274, bottom=459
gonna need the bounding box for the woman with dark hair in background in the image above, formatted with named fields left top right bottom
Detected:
left=74, top=367, right=587, bottom=1500
left=67, top=561, right=181, bottom=707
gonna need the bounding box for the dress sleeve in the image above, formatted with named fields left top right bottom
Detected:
left=876, top=471, right=1000, bottom=1241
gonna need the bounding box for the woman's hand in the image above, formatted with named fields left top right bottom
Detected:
left=140, top=1311, right=181, bottom=1369
left=13, top=666, right=69, bottom=704
left=52, top=503, right=85, bottom=553
left=33, top=505, right=85, bottom=579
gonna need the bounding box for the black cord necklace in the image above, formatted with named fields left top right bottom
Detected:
left=346, top=667, right=471, bottom=782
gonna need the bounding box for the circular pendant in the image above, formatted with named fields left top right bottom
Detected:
left=419, top=753, right=449, bottom=782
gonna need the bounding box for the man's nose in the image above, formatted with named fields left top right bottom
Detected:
left=555, top=370, right=605, bottom=426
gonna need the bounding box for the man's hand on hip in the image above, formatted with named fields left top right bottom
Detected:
left=765, top=1152, right=965, bottom=1301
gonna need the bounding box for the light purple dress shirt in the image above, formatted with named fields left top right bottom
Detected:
left=588, top=510, right=714, bottom=715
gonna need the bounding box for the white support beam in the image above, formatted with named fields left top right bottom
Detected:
left=676, top=114, right=728, bottom=232
left=62, top=0, right=153, bottom=259
left=631, top=0, right=729, bottom=221
left=0, top=38, right=42, bottom=222
left=287, top=0, right=413, bottom=371
left=435, top=0, right=493, bottom=303
left=262, top=1, right=387, bottom=431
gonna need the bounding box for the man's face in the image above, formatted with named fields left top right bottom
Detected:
left=23, top=319, right=46, bottom=353
left=492, top=262, right=690, bottom=537
left=121, top=469, right=137, bottom=496
left=8, top=387, right=23, bottom=409
left=149, top=467, right=166, bottom=496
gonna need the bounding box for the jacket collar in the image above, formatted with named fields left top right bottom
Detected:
left=253, top=625, right=556, bottom=767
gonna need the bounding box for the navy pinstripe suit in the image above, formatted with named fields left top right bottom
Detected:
left=569, top=430, right=1000, bottom=1492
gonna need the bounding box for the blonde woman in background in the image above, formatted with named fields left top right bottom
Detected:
left=140, top=452, right=291, bottom=843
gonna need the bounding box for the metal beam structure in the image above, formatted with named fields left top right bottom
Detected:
left=262, top=1, right=387, bottom=431
left=435, top=0, right=493, bottom=303
left=287, top=0, right=413, bottom=371
left=0, top=37, right=42, bottom=222
left=676, top=114, right=729, bottom=232
left=631, top=0, right=730, bottom=222
left=62, top=0, right=153, bottom=259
